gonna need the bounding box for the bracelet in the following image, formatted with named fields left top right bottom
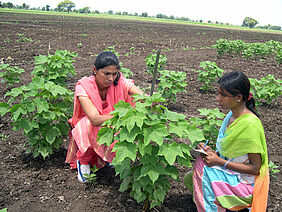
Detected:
left=222, top=160, right=230, bottom=170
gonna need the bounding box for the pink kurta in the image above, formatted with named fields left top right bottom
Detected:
left=65, top=74, right=134, bottom=169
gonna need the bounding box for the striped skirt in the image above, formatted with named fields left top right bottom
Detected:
left=193, top=157, right=253, bottom=212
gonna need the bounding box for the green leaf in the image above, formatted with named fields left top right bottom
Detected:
left=133, top=188, right=146, bottom=203
left=97, top=127, right=114, bottom=145
left=38, top=145, right=50, bottom=159
left=122, top=111, right=146, bottom=131
left=158, top=143, right=184, bottom=165
left=138, top=142, right=152, bottom=157
left=165, top=166, right=179, bottom=180
left=112, top=142, right=137, bottom=162
left=169, top=119, right=189, bottom=137
left=162, top=108, right=186, bottom=121
left=153, top=187, right=166, bottom=203
left=177, top=156, right=192, bottom=167
left=140, top=163, right=165, bottom=183
left=144, top=124, right=168, bottom=146
left=10, top=105, right=25, bottom=120
left=119, top=176, right=131, bottom=192
left=0, top=103, right=9, bottom=116
left=37, top=100, right=49, bottom=113
left=186, top=125, right=205, bottom=143
left=119, top=126, right=142, bottom=143
left=112, top=101, right=132, bottom=117
left=44, top=126, right=61, bottom=144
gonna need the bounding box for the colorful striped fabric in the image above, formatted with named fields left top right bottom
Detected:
left=192, top=111, right=269, bottom=211
left=193, top=157, right=253, bottom=212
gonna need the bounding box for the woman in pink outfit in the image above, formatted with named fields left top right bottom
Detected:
left=65, top=51, right=143, bottom=182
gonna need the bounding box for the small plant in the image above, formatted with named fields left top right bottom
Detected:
left=77, top=42, right=83, bottom=48
left=182, top=46, right=189, bottom=50
left=268, top=161, right=280, bottom=180
left=0, top=50, right=77, bottom=159
left=84, top=166, right=99, bottom=184
left=196, top=61, right=224, bottom=92
left=145, top=51, right=167, bottom=75
left=125, top=46, right=136, bottom=56
left=0, top=134, right=10, bottom=142
left=97, top=94, right=204, bottom=210
left=157, top=70, right=187, bottom=106
left=249, top=75, right=282, bottom=105
left=0, top=63, right=25, bottom=88
left=80, top=33, right=88, bottom=38
left=0, top=208, right=7, bottom=212
left=4, top=38, right=11, bottom=43
left=189, top=108, right=225, bottom=149
left=120, top=67, right=133, bottom=78
left=16, top=33, right=33, bottom=42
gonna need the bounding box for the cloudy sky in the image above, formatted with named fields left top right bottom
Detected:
left=6, top=0, right=282, bottom=27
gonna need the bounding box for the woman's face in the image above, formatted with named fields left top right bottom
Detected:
left=94, top=65, right=118, bottom=89
left=216, top=87, right=238, bottom=110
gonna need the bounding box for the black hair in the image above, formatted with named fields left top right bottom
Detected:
left=94, top=51, right=121, bottom=86
left=217, top=71, right=259, bottom=117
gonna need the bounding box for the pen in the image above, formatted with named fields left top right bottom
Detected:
left=203, top=140, right=209, bottom=150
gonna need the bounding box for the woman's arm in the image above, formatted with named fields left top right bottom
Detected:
left=78, top=96, right=112, bottom=127
left=129, top=85, right=143, bottom=95
left=203, top=152, right=261, bottom=175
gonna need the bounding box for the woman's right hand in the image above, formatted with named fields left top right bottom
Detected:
left=197, top=142, right=213, bottom=152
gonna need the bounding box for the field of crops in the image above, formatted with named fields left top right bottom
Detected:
left=0, top=11, right=281, bottom=211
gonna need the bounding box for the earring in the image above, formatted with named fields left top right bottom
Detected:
left=238, top=100, right=240, bottom=102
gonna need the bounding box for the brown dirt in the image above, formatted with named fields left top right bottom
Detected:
left=0, top=12, right=281, bottom=212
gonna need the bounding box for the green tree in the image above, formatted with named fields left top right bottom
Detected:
left=141, top=12, right=148, bottom=17
left=57, top=0, right=75, bottom=13
left=78, top=6, right=90, bottom=13
left=46, top=5, right=50, bottom=11
left=157, top=14, right=164, bottom=18
left=242, top=17, right=259, bottom=28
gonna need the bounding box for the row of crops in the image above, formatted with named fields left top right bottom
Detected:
left=214, top=39, right=282, bottom=64
left=0, top=39, right=281, bottom=210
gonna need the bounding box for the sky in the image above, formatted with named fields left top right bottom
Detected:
left=5, top=0, right=282, bottom=27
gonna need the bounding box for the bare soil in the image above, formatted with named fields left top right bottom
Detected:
left=0, top=12, right=281, bottom=212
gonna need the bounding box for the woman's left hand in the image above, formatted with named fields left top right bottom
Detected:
left=202, top=151, right=224, bottom=167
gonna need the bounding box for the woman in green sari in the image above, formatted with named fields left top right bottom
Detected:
left=187, top=71, right=269, bottom=211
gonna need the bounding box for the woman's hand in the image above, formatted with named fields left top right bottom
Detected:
left=197, top=142, right=213, bottom=152
left=202, top=151, right=224, bottom=167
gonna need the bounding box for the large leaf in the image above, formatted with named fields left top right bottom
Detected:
left=112, top=101, right=131, bottom=117
left=158, top=143, right=184, bottom=165
left=44, top=126, right=61, bottom=144
left=119, top=126, right=142, bottom=143
left=96, top=127, right=114, bottom=145
left=112, top=142, right=137, bottom=162
left=144, top=124, right=168, bottom=146
left=0, top=102, right=9, bottom=116
left=185, top=125, right=205, bottom=143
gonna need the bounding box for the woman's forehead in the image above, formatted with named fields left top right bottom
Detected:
left=99, top=65, right=118, bottom=72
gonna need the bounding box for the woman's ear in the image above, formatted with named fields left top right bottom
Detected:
left=93, top=66, right=97, bottom=76
left=237, top=94, right=243, bottom=102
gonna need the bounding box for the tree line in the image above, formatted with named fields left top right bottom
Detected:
left=0, top=1, right=281, bottom=30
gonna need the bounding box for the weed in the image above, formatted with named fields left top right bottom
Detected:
left=16, top=33, right=33, bottom=42
left=0, top=134, right=10, bottom=142
left=268, top=161, right=280, bottom=180
left=84, top=166, right=99, bottom=184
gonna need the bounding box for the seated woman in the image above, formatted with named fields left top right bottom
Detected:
left=185, top=71, right=269, bottom=211
left=65, top=51, right=143, bottom=182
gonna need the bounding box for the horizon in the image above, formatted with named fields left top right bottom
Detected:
left=2, top=0, right=282, bottom=27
